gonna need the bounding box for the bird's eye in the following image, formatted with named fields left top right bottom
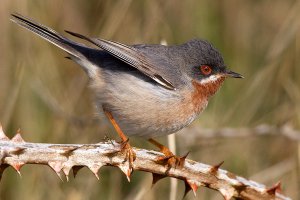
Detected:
left=200, top=65, right=212, bottom=76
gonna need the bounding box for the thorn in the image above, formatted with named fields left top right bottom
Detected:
left=186, top=179, right=199, bottom=197
left=87, top=163, right=103, bottom=180
left=0, top=124, right=9, bottom=141
left=179, top=151, right=190, bottom=168
left=266, top=181, right=282, bottom=195
left=9, top=147, right=25, bottom=155
left=60, top=146, right=79, bottom=157
left=56, top=172, right=63, bottom=181
left=210, top=161, right=224, bottom=175
left=62, top=165, right=73, bottom=182
left=72, top=166, right=84, bottom=178
left=118, top=163, right=132, bottom=182
left=0, top=164, right=9, bottom=181
left=11, top=162, right=25, bottom=177
left=48, top=161, right=64, bottom=181
left=183, top=181, right=192, bottom=199
left=219, top=188, right=234, bottom=200
left=151, top=173, right=167, bottom=187
left=11, top=132, right=25, bottom=143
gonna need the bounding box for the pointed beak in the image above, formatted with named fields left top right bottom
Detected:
left=225, top=70, right=244, bottom=78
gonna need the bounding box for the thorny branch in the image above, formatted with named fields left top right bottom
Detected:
left=0, top=125, right=291, bottom=200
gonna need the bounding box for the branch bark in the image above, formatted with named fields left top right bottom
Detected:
left=0, top=126, right=291, bottom=200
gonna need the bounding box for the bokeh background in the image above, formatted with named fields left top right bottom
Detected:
left=0, top=0, right=299, bottom=199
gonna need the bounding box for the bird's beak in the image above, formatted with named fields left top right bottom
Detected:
left=225, top=70, right=244, bottom=78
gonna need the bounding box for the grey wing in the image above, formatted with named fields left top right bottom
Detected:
left=65, top=31, right=177, bottom=90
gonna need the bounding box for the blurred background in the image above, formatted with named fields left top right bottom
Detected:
left=0, top=0, right=299, bottom=199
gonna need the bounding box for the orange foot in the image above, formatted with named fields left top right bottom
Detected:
left=119, top=139, right=136, bottom=165
left=148, top=138, right=189, bottom=169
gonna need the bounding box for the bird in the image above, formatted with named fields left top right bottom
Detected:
left=11, top=13, right=243, bottom=169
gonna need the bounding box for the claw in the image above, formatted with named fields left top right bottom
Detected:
left=155, top=152, right=189, bottom=169
left=148, top=138, right=189, bottom=170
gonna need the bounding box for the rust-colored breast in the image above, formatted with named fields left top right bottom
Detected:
left=191, top=77, right=225, bottom=113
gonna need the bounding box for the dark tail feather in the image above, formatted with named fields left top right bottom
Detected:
left=11, top=13, right=83, bottom=59
left=65, top=30, right=101, bottom=48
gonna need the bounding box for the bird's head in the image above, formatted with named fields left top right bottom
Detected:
left=182, top=39, right=243, bottom=98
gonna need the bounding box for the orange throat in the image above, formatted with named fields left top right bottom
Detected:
left=191, top=77, right=225, bottom=107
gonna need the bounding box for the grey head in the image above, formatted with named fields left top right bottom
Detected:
left=132, top=39, right=243, bottom=90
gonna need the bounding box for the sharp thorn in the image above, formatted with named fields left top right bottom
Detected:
left=0, top=125, right=9, bottom=141
left=48, top=161, right=64, bottom=181
left=60, top=146, right=79, bottom=157
left=179, top=151, right=190, bottom=168
left=87, top=163, right=103, bottom=181
left=186, top=180, right=199, bottom=197
left=11, top=133, right=25, bottom=143
left=118, top=163, right=132, bottom=182
left=266, top=181, right=282, bottom=195
left=210, top=161, right=224, bottom=174
left=9, top=147, right=25, bottom=156
left=72, top=166, right=84, bottom=178
left=62, top=166, right=71, bottom=176
left=151, top=173, right=167, bottom=187
left=183, top=181, right=192, bottom=199
left=56, top=172, right=64, bottom=182
left=11, top=162, right=25, bottom=177
left=62, top=165, right=73, bottom=182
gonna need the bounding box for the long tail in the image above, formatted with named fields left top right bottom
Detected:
left=11, top=13, right=87, bottom=59
left=10, top=13, right=101, bottom=77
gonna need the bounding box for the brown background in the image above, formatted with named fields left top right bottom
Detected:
left=0, top=0, right=299, bottom=199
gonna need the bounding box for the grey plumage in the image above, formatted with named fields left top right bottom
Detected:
left=11, top=13, right=232, bottom=138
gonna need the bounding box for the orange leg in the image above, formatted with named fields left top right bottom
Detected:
left=148, top=138, right=189, bottom=168
left=103, top=109, right=136, bottom=164
left=103, top=109, right=128, bottom=142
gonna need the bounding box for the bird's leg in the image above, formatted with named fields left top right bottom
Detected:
left=103, top=109, right=136, bottom=165
left=148, top=138, right=188, bottom=169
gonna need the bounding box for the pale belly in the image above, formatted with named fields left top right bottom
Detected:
left=91, top=70, right=208, bottom=138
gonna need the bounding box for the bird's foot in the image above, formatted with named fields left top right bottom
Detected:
left=156, top=147, right=189, bottom=169
left=110, top=139, right=136, bottom=181
left=119, top=139, right=136, bottom=164
left=148, top=138, right=189, bottom=169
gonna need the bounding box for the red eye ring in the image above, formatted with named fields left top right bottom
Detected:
left=200, top=65, right=212, bottom=75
